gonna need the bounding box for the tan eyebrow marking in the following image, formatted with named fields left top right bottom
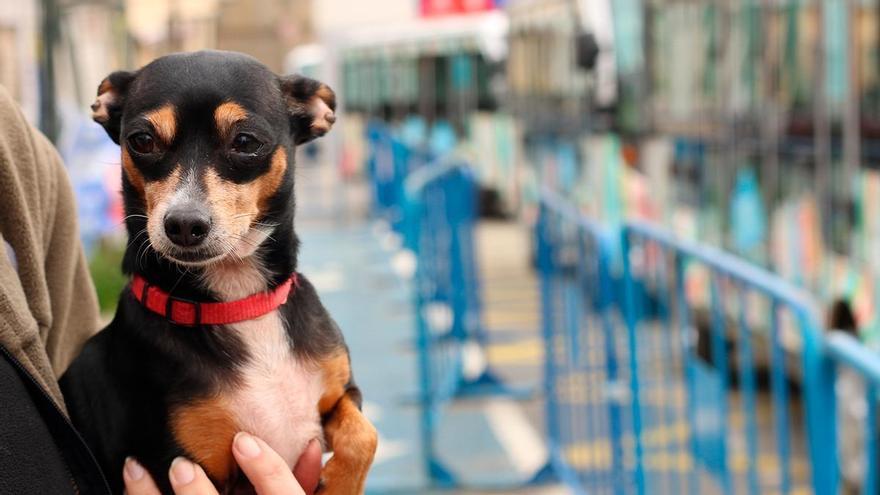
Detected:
left=214, top=102, right=248, bottom=139
left=144, top=104, right=177, bottom=145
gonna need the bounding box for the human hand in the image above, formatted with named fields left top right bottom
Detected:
left=123, top=433, right=322, bottom=495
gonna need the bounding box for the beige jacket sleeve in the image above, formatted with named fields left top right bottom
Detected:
left=0, top=85, right=101, bottom=411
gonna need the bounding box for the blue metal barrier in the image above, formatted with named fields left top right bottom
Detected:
left=620, top=221, right=837, bottom=494
left=367, top=122, right=437, bottom=234
left=365, top=121, right=393, bottom=213
left=366, top=123, right=411, bottom=230
left=372, top=130, right=877, bottom=492
left=403, top=160, right=526, bottom=487
left=403, top=158, right=517, bottom=394
left=403, top=161, right=471, bottom=486
left=536, top=195, right=845, bottom=493
left=536, top=189, right=629, bottom=493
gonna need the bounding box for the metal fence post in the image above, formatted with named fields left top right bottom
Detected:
left=527, top=202, right=560, bottom=483
left=799, top=311, right=839, bottom=494
left=620, top=228, right=646, bottom=495
left=597, top=233, right=625, bottom=487
left=674, top=253, right=700, bottom=495
left=405, top=181, right=457, bottom=488
left=537, top=202, right=561, bottom=452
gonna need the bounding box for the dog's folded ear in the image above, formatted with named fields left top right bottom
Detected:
left=279, top=75, right=336, bottom=145
left=91, top=70, right=137, bottom=144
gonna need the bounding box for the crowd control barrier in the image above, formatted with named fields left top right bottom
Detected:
left=616, top=221, right=836, bottom=494
left=371, top=135, right=880, bottom=493
left=366, top=122, right=410, bottom=231
left=367, top=122, right=437, bottom=234
left=402, top=160, right=524, bottom=486
left=535, top=191, right=842, bottom=494
left=535, top=189, right=630, bottom=492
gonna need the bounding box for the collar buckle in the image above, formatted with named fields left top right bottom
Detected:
left=166, top=295, right=202, bottom=326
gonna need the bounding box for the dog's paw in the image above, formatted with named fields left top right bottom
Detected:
left=315, top=464, right=361, bottom=495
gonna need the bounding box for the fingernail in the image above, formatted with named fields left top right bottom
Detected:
left=170, top=457, right=195, bottom=486
left=124, top=457, right=145, bottom=482
left=234, top=432, right=261, bottom=459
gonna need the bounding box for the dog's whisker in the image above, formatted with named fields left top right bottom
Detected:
left=128, top=228, right=148, bottom=246
left=243, top=228, right=278, bottom=243
left=117, top=215, right=149, bottom=228
left=168, top=267, right=190, bottom=295
left=213, top=238, right=243, bottom=264
left=225, top=240, right=245, bottom=262
left=228, top=234, right=260, bottom=248
left=135, top=236, right=151, bottom=271
left=142, top=244, right=154, bottom=270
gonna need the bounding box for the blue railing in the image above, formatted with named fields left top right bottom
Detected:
left=620, top=221, right=836, bottom=494
left=536, top=189, right=628, bottom=494
left=367, top=121, right=436, bottom=234
left=403, top=161, right=473, bottom=487
left=403, top=159, right=527, bottom=487
left=369, top=130, right=880, bottom=494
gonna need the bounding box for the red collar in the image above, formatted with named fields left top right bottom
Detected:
left=130, top=273, right=298, bottom=326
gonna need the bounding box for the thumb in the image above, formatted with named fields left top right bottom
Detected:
left=292, top=439, right=322, bottom=495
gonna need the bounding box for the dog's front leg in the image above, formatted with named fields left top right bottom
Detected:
left=317, top=354, right=377, bottom=494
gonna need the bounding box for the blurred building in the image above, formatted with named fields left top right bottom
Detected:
left=0, top=0, right=41, bottom=122
left=216, top=0, right=313, bottom=73
left=0, top=0, right=316, bottom=131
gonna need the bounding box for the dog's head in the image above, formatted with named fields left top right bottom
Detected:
left=93, top=50, right=335, bottom=267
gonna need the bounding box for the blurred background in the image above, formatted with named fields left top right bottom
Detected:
left=8, top=0, right=880, bottom=493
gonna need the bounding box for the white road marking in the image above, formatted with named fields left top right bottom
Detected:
left=484, top=399, right=548, bottom=476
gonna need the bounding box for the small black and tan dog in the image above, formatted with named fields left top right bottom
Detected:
left=60, top=51, right=376, bottom=494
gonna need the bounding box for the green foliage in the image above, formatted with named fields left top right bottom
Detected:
left=88, top=238, right=127, bottom=314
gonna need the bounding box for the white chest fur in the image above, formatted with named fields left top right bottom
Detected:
left=226, top=313, right=323, bottom=468
left=201, top=257, right=324, bottom=468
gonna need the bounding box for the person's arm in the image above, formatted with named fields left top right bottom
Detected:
left=124, top=434, right=322, bottom=495
left=0, top=85, right=100, bottom=411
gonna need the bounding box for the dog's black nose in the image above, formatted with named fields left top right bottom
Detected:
left=164, top=208, right=211, bottom=247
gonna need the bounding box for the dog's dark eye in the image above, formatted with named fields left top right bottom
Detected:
left=128, top=133, right=156, bottom=154
left=231, top=133, right=263, bottom=155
